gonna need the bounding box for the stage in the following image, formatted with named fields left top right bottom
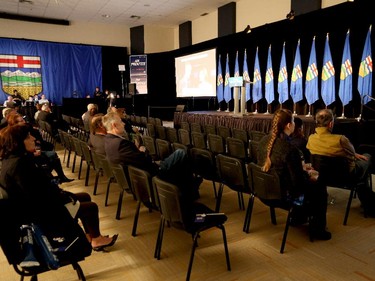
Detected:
left=173, top=110, right=373, bottom=149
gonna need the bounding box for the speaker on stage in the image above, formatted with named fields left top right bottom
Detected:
left=175, top=105, right=186, bottom=112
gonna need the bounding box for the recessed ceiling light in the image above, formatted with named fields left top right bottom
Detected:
left=130, top=15, right=141, bottom=19
left=102, top=14, right=110, bottom=18
left=144, top=4, right=150, bottom=7
left=200, top=13, right=208, bottom=16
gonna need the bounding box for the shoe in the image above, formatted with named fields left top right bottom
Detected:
left=59, top=176, right=75, bottom=183
left=312, top=230, right=332, bottom=241
left=92, top=234, right=118, bottom=252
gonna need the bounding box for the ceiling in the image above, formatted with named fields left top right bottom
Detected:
left=0, top=0, right=237, bottom=27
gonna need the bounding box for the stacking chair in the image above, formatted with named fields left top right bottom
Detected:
left=156, top=125, right=167, bottom=140
left=204, top=124, right=216, bottom=136
left=79, top=140, right=94, bottom=186
left=215, top=154, right=252, bottom=229
left=311, top=154, right=363, bottom=225
left=249, top=140, right=260, bottom=163
left=190, top=147, right=219, bottom=198
left=180, top=121, right=190, bottom=131
left=166, top=127, right=178, bottom=143
left=140, top=116, right=148, bottom=128
left=217, top=125, right=231, bottom=143
left=0, top=186, right=91, bottom=281
left=154, top=118, right=163, bottom=126
left=190, top=122, right=202, bottom=133
left=171, top=142, right=189, bottom=153
left=207, top=133, right=226, bottom=156
left=226, top=137, right=249, bottom=163
left=95, top=153, right=116, bottom=208
left=148, top=116, right=156, bottom=126
left=232, top=128, right=249, bottom=145
left=191, top=131, right=207, bottom=149
left=142, top=135, right=158, bottom=162
left=111, top=163, right=133, bottom=220
left=128, top=165, right=159, bottom=236
left=90, top=149, right=103, bottom=195
left=152, top=176, right=231, bottom=281
left=58, top=129, right=69, bottom=164
left=178, top=128, right=191, bottom=147
left=249, top=130, right=266, bottom=142
left=146, top=123, right=156, bottom=138
left=247, top=162, right=307, bottom=253
left=155, top=138, right=172, bottom=160
left=71, top=136, right=85, bottom=178
left=61, top=130, right=74, bottom=168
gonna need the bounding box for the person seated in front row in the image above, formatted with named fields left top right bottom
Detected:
left=289, top=116, right=310, bottom=162
left=0, top=124, right=118, bottom=251
left=102, top=112, right=200, bottom=204
left=257, top=109, right=331, bottom=240
left=306, top=108, right=374, bottom=215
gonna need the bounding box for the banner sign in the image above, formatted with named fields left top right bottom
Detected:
left=129, top=55, right=147, bottom=94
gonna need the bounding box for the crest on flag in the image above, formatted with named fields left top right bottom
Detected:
left=0, top=54, right=42, bottom=99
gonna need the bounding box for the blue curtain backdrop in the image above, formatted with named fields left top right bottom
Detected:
left=0, top=38, right=102, bottom=105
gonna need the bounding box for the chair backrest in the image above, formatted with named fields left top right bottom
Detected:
left=152, top=176, right=184, bottom=227
left=217, top=126, right=231, bottom=141
left=142, top=135, right=158, bottom=160
left=247, top=162, right=282, bottom=200
left=140, top=116, right=148, bottom=127
left=146, top=123, right=156, bottom=138
left=90, top=149, right=103, bottom=171
left=190, top=147, right=217, bottom=180
left=310, top=154, right=352, bottom=187
left=249, top=140, right=259, bottom=163
left=178, top=128, right=191, bottom=146
left=155, top=138, right=172, bottom=160
left=166, top=127, right=178, bottom=143
left=180, top=121, right=190, bottom=131
left=172, top=142, right=188, bottom=153
left=250, top=130, right=266, bottom=142
left=204, top=124, right=216, bottom=136
left=207, top=133, right=225, bottom=155
left=232, top=128, right=249, bottom=147
left=72, top=136, right=84, bottom=157
left=79, top=139, right=93, bottom=165
left=148, top=116, right=156, bottom=125
left=190, top=123, right=202, bottom=133
left=191, top=131, right=207, bottom=149
left=155, top=118, right=163, bottom=127
left=96, top=153, right=115, bottom=180
left=156, top=125, right=167, bottom=140
left=226, top=137, right=248, bottom=161
left=216, top=154, right=249, bottom=193
left=128, top=165, right=159, bottom=210
left=111, top=163, right=132, bottom=193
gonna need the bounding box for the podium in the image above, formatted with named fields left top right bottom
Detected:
left=229, top=77, right=247, bottom=115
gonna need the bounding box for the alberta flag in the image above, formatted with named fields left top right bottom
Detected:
left=252, top=47, right=262, bottom=103
left=290, top=40, right=303, bottom=103
left=265, top=45, right=274, bottom=104
left=0, top=54, right=42, bottom=97
left=217, top=55, right=224, bottom=102
left=338, top=30, right=352, bottom=107
left=278, top=42, right=289, bottom=104
left=223, top=54, right=231, bottom=103
left=358, top=25, right=372, bottom=105
left=243, top=50, right=251, bottom=101
left=321, top=34, right=335, bottom=106
left=305, top=37, right=319, bottom=105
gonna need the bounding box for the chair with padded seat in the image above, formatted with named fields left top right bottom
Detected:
left=155, top=118, right=163, bottom=127
left=146, top=123, right=156, bottom=138
left=178, top=128, right=191, bottom=147
left=247, top=162, right=309, bottom=253
left=217, top=125, right=231, bottom=143
left=215, top=154, right=252, bottom=228
left=207, top=133, right=226, bottom=156
left=95, top=153, right=117, bottom=209
left=204, top=124, right=217, bottom=136
left=190, top=122, right=202, bottom=133
left=156, top=125, right=167, bottom=140
left=71, top=135, right=85, bottom=178
left=249, top=140, right=260, bottom=163
left=155, top=138, right=172, bottom=160
left=180, top=121, right=190, bottom=131
left=79, top=140, right=94, bottom=186
left=142, top=135, right=158, bottom=162
left=127, top=165, right=159, bottom=236
left=152, top=176, right=231, bottom=281
left=166, top=127, right=178, bottom=144
left=0, top=186, right=91, bottom=281
left=191, top=131, right=207, bottom=149
left=226, top=137, right=249, bottom=163
left=110, top=163, right=133, bottom=220
left=249, top=130, right=266, bottom=142
left=89, top=149, right=103, bottom=195
left=190, top=147, right=219, bottom=198
left=310, top=154, right=365, bottom=225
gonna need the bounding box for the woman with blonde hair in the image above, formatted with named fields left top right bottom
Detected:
left=257, top=109, right=330, bottom=240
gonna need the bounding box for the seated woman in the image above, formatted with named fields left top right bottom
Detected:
left=0, top=124, right=118, bottom=251
left=257, top=109, right=330, bottom=240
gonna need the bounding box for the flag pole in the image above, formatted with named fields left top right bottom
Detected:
left=253, top=103, right=258, bottom=114
left=337, top=104, right=347, bottom=119
left=225, top=102, right=230, bottom=112
left=264, top=104, right=270, bottom=114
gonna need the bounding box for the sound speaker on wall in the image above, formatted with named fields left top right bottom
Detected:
left=175, top=105, right=186, bottom=112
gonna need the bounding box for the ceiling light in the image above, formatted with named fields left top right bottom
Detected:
left=102, top=14, right=110, bottom=18
left=130, top=15, right=141, bottom=20
left=286, top=10, right=295, bottom=20
left=243, top=25, right=251, bottom=34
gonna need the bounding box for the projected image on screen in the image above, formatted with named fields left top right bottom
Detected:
left=175, top=48, right=216, bottom=98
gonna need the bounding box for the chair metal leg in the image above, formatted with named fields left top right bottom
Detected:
left=78, top=158, right=83, bottom=179
left=243, top=195, right=255, bottom=233
left=215, top=183, right=224, bottom=212
left=343, top=186, right=356, bottom=225
left=270, top=207, right=277, bottom=225
left=132, top=201, right=141, bottom=236
left=72, top=153, right=77, bottom=173
left=220, top=225, right=231, bottom=271
left=186, top=232, right=199, bottom=281
left=237, top=192, right=245, bottom=210
left=116, top=190, right=124, bottom=220
left=211, top=180, right=217, bottom=198
left=154, top=216, right=165, bottom=260
left=93, top=170, right=100, bottom=195
left=72, top=262, right=86, bottom=281
left=105, top=179, right=112, bottom=206
left=84, top=163, right=90, bottom=186
left=280, top=210, right=292, bottom=254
